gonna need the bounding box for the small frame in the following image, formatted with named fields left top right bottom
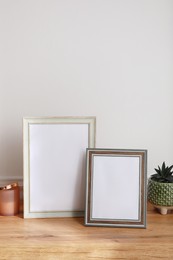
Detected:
left=23, top=117, right=96, bottom=218
left=85, top=149, right=147, bottom=228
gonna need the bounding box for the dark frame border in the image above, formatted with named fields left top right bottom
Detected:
left=85, top=149, right=147, bottom=228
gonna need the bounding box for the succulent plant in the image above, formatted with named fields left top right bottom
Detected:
left=151, top=162, right=173, bottom=183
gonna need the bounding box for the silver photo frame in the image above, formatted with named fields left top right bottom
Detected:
left=85, top=149, right=147, bottom=228
left=23, top=117, right=96, bottom=218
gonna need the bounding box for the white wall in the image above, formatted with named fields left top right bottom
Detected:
left=0, top=0, right=173, bottom=183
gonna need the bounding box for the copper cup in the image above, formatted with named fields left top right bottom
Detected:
left=0, top=186, right=20, bottom=216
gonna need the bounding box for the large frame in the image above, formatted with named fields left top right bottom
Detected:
left=85, top=149, right=147, bottom=228
left=23, top=117, right=96, bottom=218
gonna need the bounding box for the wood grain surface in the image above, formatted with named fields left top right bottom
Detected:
left=0, top=204, right=173, bottom=259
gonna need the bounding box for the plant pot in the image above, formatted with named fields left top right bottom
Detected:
left=147, top=178, right=173, bottom=214
left=0, top=186, right=20, bottom=216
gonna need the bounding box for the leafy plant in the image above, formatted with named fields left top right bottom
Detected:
left=151, top=162, right=173, bottom=183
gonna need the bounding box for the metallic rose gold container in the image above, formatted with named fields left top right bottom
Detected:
left=0, top=186, right=20, bottom=216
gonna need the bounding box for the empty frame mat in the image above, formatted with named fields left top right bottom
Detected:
left=23, top=117, right=95, bottom=218
left=85, top=149, right=147, bottom=228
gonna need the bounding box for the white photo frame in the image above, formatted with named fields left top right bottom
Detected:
left=85, top=149, right=147, bottom=228
left=23, top=117, right=96, bottom=218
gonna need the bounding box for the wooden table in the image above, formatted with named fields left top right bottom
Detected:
left=0, top=204, right=173, bottom=259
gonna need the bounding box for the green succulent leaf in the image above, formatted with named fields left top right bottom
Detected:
left=153, top=162, right=173, bottom=183
left=165, top=176, right=173, bottom=183
left=154, top=168, right=161, bottom=176
left=158, top=166, right=161, bottom=173
left=167, top=165, right=173, bottom=176
left=151, top=173, right=160, bottom=178
left=162, top=162, right=166, bottom=171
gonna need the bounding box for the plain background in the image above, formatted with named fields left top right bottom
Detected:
left=92, top=156, right=140, bottom=220
left=29, top=124, right=88, bottom=212
left=0, top=0, right=173, bottom=182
